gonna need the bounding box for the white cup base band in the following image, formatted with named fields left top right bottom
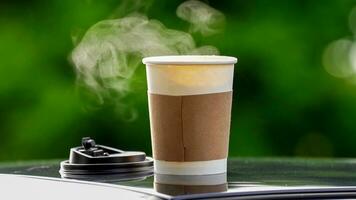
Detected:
left=154, top=159, right=227, bottom=175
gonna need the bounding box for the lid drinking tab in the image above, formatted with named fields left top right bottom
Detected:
left=59, top=137, right=153, bottom=182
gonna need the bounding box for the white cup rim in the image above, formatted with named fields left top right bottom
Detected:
left=142, top=55, right=238, bottom=65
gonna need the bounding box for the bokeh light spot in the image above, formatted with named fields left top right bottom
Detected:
left=322, top=39, right=354, bottom=78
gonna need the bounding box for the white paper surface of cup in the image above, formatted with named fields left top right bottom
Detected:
left=144, top=55, right=236, bottom=96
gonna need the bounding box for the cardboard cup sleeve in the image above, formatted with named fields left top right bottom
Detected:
left=148, top=92, right=232, bottom=162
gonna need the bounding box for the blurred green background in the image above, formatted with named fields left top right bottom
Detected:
left=1, top=0, right=356, bottom=161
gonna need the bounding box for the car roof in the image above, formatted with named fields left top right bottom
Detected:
left=2, top=158, right=356, bottom=199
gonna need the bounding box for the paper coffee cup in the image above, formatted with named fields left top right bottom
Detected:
left=143, top=55, right=237, bottom=175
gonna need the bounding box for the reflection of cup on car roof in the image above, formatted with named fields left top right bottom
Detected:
left=143, top=55, right=237, bottom=175
left=154, top=173, right=227, bottom=195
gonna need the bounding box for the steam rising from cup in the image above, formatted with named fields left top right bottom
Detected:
left=71, top=1, right=225, bottom=119
left=177, top=0, right=225, bottom=36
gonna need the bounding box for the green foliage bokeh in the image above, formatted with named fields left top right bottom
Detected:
left=1, top=0, right=356, bottom=161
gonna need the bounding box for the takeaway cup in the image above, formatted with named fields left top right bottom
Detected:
left=143, top=55, right=237, bottom=175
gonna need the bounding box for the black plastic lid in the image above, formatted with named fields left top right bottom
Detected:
left=59, top=137, right=153, bottom=182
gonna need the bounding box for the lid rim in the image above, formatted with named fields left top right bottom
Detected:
left=142, top=55, right=238, bottom=65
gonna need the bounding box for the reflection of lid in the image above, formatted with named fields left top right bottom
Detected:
left=143, top=55, right=238, bottom=65
left=59, top=137, right=153, bottom=182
